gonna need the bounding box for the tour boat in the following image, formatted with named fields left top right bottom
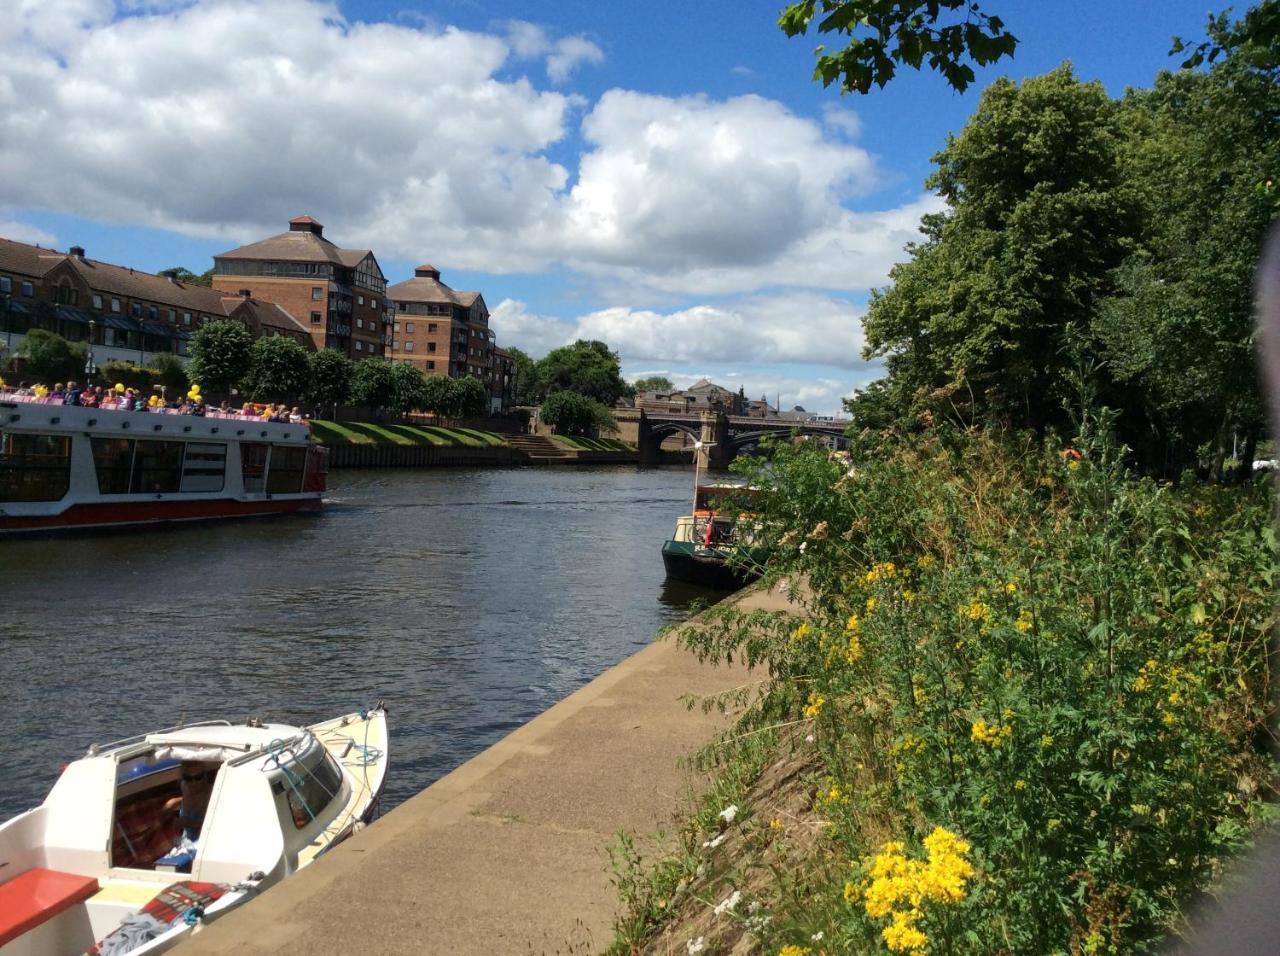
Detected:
left=661, top=483, right=766, bottom=590
left=0, top=706, right=388, bottom=956
left=0, top=394, right=327, bottom=535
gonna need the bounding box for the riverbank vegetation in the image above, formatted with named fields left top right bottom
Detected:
left=307, top=420, right=506, bottom=448
left=609, top=4, right=1279, bottom=953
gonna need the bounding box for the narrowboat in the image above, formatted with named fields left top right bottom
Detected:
left=661, top=483, right=766, bottom=590
left=0, top=706, right=388, bottom=955
left=0, top=395, right=326, bottom=535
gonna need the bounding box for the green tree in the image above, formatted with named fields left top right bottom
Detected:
left=506, top=346, right=541, bottom=406
left=151, top=353, right=189, bottom=396
left=860, top=65, right=1133, bottom=433
left=242, top=336, right=311, bottom=403
left=632, top=375, right=675, bottom=393
left=388, top=362, right=429, bottom=416
left=540, top=390, right=617, bottom=436
left=16, top=329, right=85, bottom=383
left=350, top=357, right=397, bottom=411
left=779, top=0, right=1017, bottom=94
left=187, top=320, right=252, bottom=397
left=160, top=266, right=212, bottom=287
left=419, top=373, right=453, bottom=417
left=306, top=349, right=354, bottom=414
left=450, top=375, right=490, bottom=419
left=535, top=339, right=629, bottom=405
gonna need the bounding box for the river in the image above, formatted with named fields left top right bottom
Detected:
left=0, top=466, right=727, bottom=821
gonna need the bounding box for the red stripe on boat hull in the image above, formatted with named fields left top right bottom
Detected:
left=0, top=497, right=321, bottom=533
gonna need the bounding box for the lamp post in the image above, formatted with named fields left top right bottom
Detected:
left=691, top=438, right=717, bottom=514
left=84, top=318, right=97, bottom=381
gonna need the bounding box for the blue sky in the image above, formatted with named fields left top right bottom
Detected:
left=0, top=1, right=1223, bottom=413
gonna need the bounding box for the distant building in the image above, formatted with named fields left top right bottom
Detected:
left=635, top=378, right=748, bottom=416
left=212, top=216, right=390, bottom=359
left=386, top=265, right=508, bottom=412
left=0, top=236, right=311, bottom=369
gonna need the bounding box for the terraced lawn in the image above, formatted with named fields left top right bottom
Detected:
left=549, top=436, right=636, bottom=451
left=310, top=420, right=508, bottom=448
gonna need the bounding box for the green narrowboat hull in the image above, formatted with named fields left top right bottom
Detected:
left=661, top=539, right=764, bottom=591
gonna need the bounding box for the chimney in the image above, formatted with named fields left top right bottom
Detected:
left=239, top=289, right=252, bottom=299
left=289, top=215, right=324, bottom=237
left=414, top=263, right=441, bottom=280
left=69, top=245, right=86, bottom=260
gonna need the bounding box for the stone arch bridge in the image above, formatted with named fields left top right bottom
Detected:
left=614, top=409, right=849, bottom=469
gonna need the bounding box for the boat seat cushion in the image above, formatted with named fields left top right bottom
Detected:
left=112, top=791, right=182, bottom=869
left=0, top=867, right=100, bottom=947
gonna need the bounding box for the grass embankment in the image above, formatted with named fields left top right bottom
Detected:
left=609, top=425, right=1278, bottom=955
left=309, top=420, right=507, bottom=448
left=550, top=435, right=636, bottom=452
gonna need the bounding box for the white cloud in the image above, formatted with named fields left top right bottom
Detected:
left=0, top=0, right=935, bottom=301
left=500, top=19, right=603, bottom=83
left=489, top=298, right=576, bottom=356
left=0, top=218, right=56, bottom=246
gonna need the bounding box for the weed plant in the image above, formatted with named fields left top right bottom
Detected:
left=649, top=419, right=1277, bottom=955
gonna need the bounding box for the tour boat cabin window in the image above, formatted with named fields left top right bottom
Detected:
left=0, top=277, right=9, bottom=293
left=266, top=445, right=307, bottom=494
left=0, top=433, right=72, bottom=502
left=20, top=281, right=33, bottom=297
left=91, top=437, right=136, bottom=494
left=181, top=443, right=227, bottom=493
left=241, top=443, right=268, bottom=493
left=129, top=440, right=185, bottom=494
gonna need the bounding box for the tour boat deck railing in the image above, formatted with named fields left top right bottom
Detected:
left=0, top=389, right=308, bottom=425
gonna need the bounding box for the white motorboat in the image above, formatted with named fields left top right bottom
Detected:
left=0, top=705, right=388, bottom=956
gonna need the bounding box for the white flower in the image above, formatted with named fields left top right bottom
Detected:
left=799, top=541, right=807, bottom=553
left=701, top=833, right=727, bottom=849
left=714, top=889, right=742, bottom=916
left=719, top=804, right=738, bottom=824
left=686, top=937, right=706, bottom=955
left=811, top=931, right=825, bottom=942
left=805, top=733, right=815, bottom=743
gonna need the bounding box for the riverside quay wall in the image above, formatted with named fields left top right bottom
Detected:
left=175, top=584, right=797, bottom=956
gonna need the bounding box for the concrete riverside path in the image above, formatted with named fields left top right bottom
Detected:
left=176, top=583, right=797, bottom=956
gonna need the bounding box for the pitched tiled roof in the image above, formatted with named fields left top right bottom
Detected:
left=386, top=274, right=478, bottom=307
left=63, top=257, right=228, bottom=313
left=0, top=237, right=64, bottom=279
left=214, top=229, right=350, bottom=265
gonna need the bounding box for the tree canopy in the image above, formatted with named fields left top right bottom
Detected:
left=242, top=335, right=311, bottom=402
left=186, top=320, right=252, bottom=397
left=535, top=339, right=630, bottom=405
left=849, top=3, right=1279, bottom=478
left=540, top=390, right=617, bottom=436
left=306, top=349, right=354, bottom=411
left=350, top=357, right=397, bottom=410
left=505, top=346, right=540, bottom=406
left=632, top=375, right=675, bottom=393
left=16, top=328, right=85, bottom=383
left=779, top=0, right=1017, bottom=94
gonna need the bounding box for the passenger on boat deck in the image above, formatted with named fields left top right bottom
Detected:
left=62, top=381, right=81, bottom=405
left=52, top=383, right=65, bottom=401
left=289, top=406, right=303, bottom=424
left=163, top=760, right=219, bottom=854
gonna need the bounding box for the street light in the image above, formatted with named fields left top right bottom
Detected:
left=691, top=438, right=717, bottom=514
left=84, top=318, right=97, bottom=380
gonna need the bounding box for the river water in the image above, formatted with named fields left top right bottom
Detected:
left=0, top=466, right=726, bottom=821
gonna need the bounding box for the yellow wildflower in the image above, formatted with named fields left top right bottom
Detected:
left=1168, top=691, right=1181, bottom=705
left=845, top=613, right=861, bottom=633
left=803, top=692, right=825, bottom=719
left=778, top=946, right=810, bottom=956
left=1039, top=475, right=1056, bottom=488
left=960, top=600, right=992, bottom=624
left=843, top=880, right=859, bottom=904
left=1004, top=581, right=1018, bottom=594
left=1162, top=711, right=1177, bottom=727
left=916, top=555, right=935, bottom=569
left=1015, top=609, right=1034, bottom=633
left=971, top=718, right=1011, bottom=746
left=1068, top=460, right=1081, bottom=471
left=883, top=911, right=928, bottom=954
left=1040, top=734, right=1054, bottom=749
left=861, top=826, right=973, bottom=955
left=769, top=817, right=783, bottom=831
left=845, top=634, right=863, bottom=664
left=865, top=596, right=877, bottom=613
left=902, top=589, right=916, bottom=602
left=1014, top=779, right=1026, bottom=791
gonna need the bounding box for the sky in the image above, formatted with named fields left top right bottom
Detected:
left=0, top=0, right=1226, bottom=414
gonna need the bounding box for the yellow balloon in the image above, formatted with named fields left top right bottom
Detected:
left=115, top=383, right=125, bottom=393
left=34, top=385, right=48, bottom=397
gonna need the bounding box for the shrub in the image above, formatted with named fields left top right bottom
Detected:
left=101, top=360, right=153, bottom=394
left=15, top=329, right=85, bottom=383
left=673, top=419, right=1278, bottom=954
left=541, top=390, right=616, bottom=435
left=242, top=335, right=311, bottom=403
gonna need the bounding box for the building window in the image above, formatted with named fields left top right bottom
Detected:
left=394, top=322, right=400, bottom=332
left=372, top=299, right=379, bottom=310
left=311, top=311, right=321, bottom=324
left=182, top=312, right=191, bottom=325
left=111, top=298, right=121, bottom=313
left=405, top=341, right=414, bottom=352
left=357, top=295, right=364, bottom=305
left=0, top=276, right=10, bottom=293
left=92, top=293, right=102, bottom=309
left=427, top=341, right=436, bottom=353
left=130, top=303, right=141, bottom=317
left=148, top=306, right=158, bottom=320
left=356, top=318, right=364, bottom=329
left=405, top=322, right=415, bottom=333
left=355, top=341, right=363, bottom=352
left=20, top=281, right=33, bottom=297
left=168, top=309, right=176, bottom=322
left=311, top=287, right=323, bottom=300
left=426, top=360, right=435, bottom=370
left=427, top=323, right=436, bottom=333
left=392, top=342, right=399, bottom=351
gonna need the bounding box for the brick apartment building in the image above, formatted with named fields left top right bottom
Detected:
left=0, top=237, right=312, bottom=369
left=212, top=216, right=391, bottom=360
left=386, top=265, right=508, bottom=411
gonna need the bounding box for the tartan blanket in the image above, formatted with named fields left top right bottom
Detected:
left=86, top=881, right=229, bottom=956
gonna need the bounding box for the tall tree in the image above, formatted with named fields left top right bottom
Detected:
left=540, top=390, right=617, bottom=436
left=350, top=358, right=397, bottom=411
left=632, top=375, right=675, bottom=393
left=445, top=376, right=489, bottom=419
left=15, top=329, right=85, bottom=383
left=859, top=65, right=1133, bottom=432
left=242, top=336, right=311, bottom=403
left=306, top=348, right=354, bottom=414
left=388, top=362, right=429, bottom=416
left=187, top=320, right=252, bottom=397
left=535, top=339, right=629, bottom=405
left=506, top=347, right=540, bottom=406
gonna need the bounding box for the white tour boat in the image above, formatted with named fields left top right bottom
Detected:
left=0, top=394, right=327, bottom=535
left=0, top=706, right=388, bottom=956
